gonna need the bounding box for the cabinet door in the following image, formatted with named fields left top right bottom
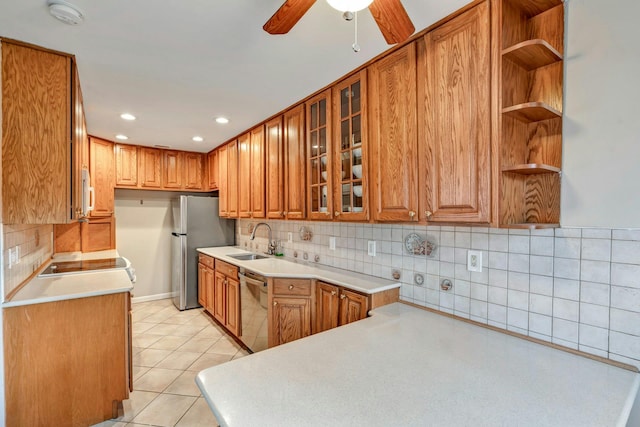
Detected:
left=369, top=44, right=418, bottom=222
left=314, top=282, right=339, bottom=334
left=205, top=267, right=215, bottom=313
left=213, top=271, right=226, bottom=324
left=218, top=145, right=228, bottom=217
left=418, top=2, right=491, bottom=223
left=225, top=276, right=241, bottom=337
left=115, top=144, right=138, bottom=187
left=283, top=105, right=306, bottom=219
left=250, top=125, right=266, bottom=218
left=339, top=289, right=369, bottom=326
left=163, top=150, right=183, bottom=189
left=237, top=133, right=252, bottom=218
left=332, top=71, right=368, bottom=221
left=265, top=116, right=285, bottom=219
left=72, top=62, right=89, bottom=220
left=271, top=296, right=311, bottom=346
left=184, top=152, right=203, bottom=190
left=227, top=140, right=239, bottom=218
left=207, top=150, right=218, bottom=190
left=89, top=136, right=115, bottom=217
left=198, top=263, right=207, bottom=307
left=139, top=147, right=162, bottom=188
left=306, top=90, right=333, bottom=221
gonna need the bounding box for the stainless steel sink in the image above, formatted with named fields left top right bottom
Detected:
left=226, top=253, right=268, bottom=261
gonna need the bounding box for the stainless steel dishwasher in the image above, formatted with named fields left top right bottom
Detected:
left=238, top=267, right=268, bottom=353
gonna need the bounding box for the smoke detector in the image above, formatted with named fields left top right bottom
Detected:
left=47, top=1, right=84, bottom=25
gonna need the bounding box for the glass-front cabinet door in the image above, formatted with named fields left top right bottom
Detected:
left=332, top=71, right=368, bottom=221
left=306, top=89, right=333, bottom=220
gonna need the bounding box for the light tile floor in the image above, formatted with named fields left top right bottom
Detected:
left=93, top=298, right=249, bottom=427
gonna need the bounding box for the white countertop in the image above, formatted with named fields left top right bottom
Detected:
left=4, top=250, right=133, bottom=308
left=197, top=246, right=400, bottom=294
left=197, top=303, right=640, bottom=427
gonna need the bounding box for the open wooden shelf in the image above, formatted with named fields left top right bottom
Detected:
left=503, top=39, right=562, bottom=70
left=502, top=102, right=562, bottom=122
left=507, top=0, right=562, bottom=16
left=502, top=163, right=561, bottom=175
left=501, top=222, right=560, bottom=230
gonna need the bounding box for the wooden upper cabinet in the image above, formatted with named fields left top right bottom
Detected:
left=1, top=40, right=74, bottom=224
left=250, top=125, right=266, bottom=219
left=163, top=150, right=183, bottom=189
left=237, top=132, right=252, bottom=218
left=218, top=145, right=228, bottom=217
left=306, top=89, right=333, bottom=221
left=89, top=136, right=115, bottom=217
left=265, top=116, right=285, bottom=219
left=184, top=152, right=204, bottom=190
left=369, top=44, right=418, bottom=222
left=332, top=71, right=368, bottom=221
left=138, top=147, right=162, bottom=188
left=207, top=150, right=218, bottom=190
left=226, top=140, right=239, bottom=218
left=418, top=1, right=491, bottom=223
left=283, top=104, right=306, bottom=219
left=115, top=143, right=138, bottom=187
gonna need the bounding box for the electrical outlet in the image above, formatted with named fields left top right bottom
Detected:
left=287, top=232, right=293, bottom=243
left=367, top=241, right=376, bottom=257
left=7, top=247, right=13, bottom=269
left=15, top=246, right=20, bottom=264
left=467, top=250, right=482, bottom=272
left=329, top=236, right=336, bottom=251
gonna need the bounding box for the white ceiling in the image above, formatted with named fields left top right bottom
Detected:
left=0, top=0, right=470, bottom=153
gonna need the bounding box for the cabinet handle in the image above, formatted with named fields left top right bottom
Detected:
left=273, top=301, right=278, bottom=306
left=331, top=291, right=337, bottom=296
left=340, top=294, right=346, bottom=300
left=409, top=211, right=416, bottom=219
left=283, top=211, right=288, bottom=216
left=334, top=211, right=340, bottom=217
left=288, top=285, right=294, bottom=290
left=425, top=211, right=432, bottom=218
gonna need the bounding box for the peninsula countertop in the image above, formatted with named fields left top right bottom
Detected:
left=196, top=246, right=400, bottom=294
left=197, top=302, right=640, bottom=427
left=3, top=249, right=133, bottom=308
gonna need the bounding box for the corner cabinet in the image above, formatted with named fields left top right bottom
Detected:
left=369, top=45, right=418, bottom=223
left=417, top=1, right=492, bottom=224
left=314, top=281, right=368, bottom=334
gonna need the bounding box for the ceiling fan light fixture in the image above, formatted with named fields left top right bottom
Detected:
left=326, top=0, right=373, bottom=12
left=47, top=0, right=84, bottom=25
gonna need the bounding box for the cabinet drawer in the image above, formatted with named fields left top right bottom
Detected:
left=273, top=278, right=312, bottom=296
left=198, top=254, right=214, bottom=269
left=215, top=259, right=238, bottom=278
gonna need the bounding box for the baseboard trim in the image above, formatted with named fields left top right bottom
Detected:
left=131, top=292, right=173, bottom=304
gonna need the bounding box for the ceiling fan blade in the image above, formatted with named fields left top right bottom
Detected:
left=263, top=0, right=317, bottom=34
left=368, top=0, right=415, bottom=44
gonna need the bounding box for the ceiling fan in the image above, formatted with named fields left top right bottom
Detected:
left=263, top=0, right=415, bottom=45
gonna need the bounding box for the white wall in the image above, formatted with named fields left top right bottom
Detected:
left=562, top=0, right=640, bottom=228
left=115, top=190, right=176, bottom=299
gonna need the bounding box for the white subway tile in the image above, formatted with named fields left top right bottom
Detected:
left=555, top=228, right=581, bottom=238
left=552, top=337, right=578, bottom=350
left=489, top=252, right=508, bottom=270
left=607, top=353, right=640, bottom=370
left=612, top=229, right=640, bottom=241
left=611, top=286, right=640, bottom=312
left=470, top=268, right=489, bottom=285
left=454, top=248, right=468, bottom=265
left=529, top=331, right=552, bottom=342
left=579, top=302, right=610, bottom=328
left=455, top=226, right=472, bottom=233
left=530, top=275, right=554, bottom=296
left=509, top=229, right=530, bottom=236
left=553, top=278, right=580, bottom=301
left=488, top=303, right=507, bottom=324
left=488, top=286, right=507, bottom=305
left=609, top=331, right=640, bottom=362
left=471, top=233, right=489, bottom=250
left=400, top=283, right=414, bottom=299
left=529, top=294, right=553, bottom=316
left=581, top=238, right=611, bottom=262
left=578, top=345, right=608, bottom=359
left=413, top=287, right=426, bottom=304
left=553, top=318, right=579, bottom=343
left=440, top=231, right=454, bottom=246
left=507, top=290, right=529, bottom=311
left=580, top=260, right=610, bottom=284
left=426, top=274, right=440, bottom=290
left=611, top=240, right=640, bottom=264
left=454, top=280, right=470, bottom=297
left=470, top=283, right=488, bottom=301
left=530, top=255, right=554, bottom=276
left=554, top=237, right=581, bottom=259
left=530, top=228, right=554, bottom=237
left=508, top=235, right=530, bottom=254
left=581, top=228, right=612, bottom=239
left=610, top=263, right=640, bottom=289
left=506, top=308, right=528, bottom=330
left=508, top=253, right=529, bottom=273
left=426, top=260, right=439, bottom=275
left=454, top=263, right=470, bottom=281
left=470, top=300, right=488, bottom=320
left=439, top=246, right=455, bottom=263
left=488, top=269, right=508, bottom=288
left=507, top=272, right=529, bottom=292
left=454, top=295, right=470, bottom=314
left=580, top=281, right=610, bottom=306
left=455, top=232, right=471, bottom=248
left=553, top=298, right=579, bottom=322
left=529, top=313, right=552, bottom=336
left=489, top=234, right=509, bottom=252
left=610, top=308, right=640, bottom=336
left=554, top=258, right=581, bottom=280
left=489, top=228, right=508, bottom=235
left=440, top=292, right=454, bottom=309
left=426, top=290, right=439, bottom=305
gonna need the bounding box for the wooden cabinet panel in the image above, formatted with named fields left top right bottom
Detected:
left=271, top=296, right=311, bottom=346
left=226, top=276, right=241, bottom=337
left=283, top=105, right=306, bottom=219
left=207, top=150, right=219, bottom=190
left=89, top=136, right=115, bottom=217
left=227, top=140, right=239, bottom=218
left=1, top=41, right=73, bottom=224
left=81, top=216, right=116, bottom=252
left=184, top=152, right=203, bottom=190
left=265, top=116, right=285, bottom=219
left=237, top=133, right=252, bottom=218
left=306, top=89, right=333, bottom=221
left=273, top=278, right=312, bottom=296
left=163, top=150, right=183, bottom=189
left=314, top=282, right=339, bottom=334
left=138, top=147, right=162, bottom=188
left=339, top=288, right=369, bottom=326
left=72, top=63, right=89, bottom=221
left=218, top=145, right=228, bottom=216
left=198, top=263, right=207, bottom=307
left=250, top=125, right=266, bottom=218
left=115, top=143, right=138, bottom=187
left=369, top=44, right=418, bottom=222
left=418, top=2, right=491, bottom=223
left=213, top=271, right=226, bottom=324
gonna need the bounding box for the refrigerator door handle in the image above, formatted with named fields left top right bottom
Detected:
left=171, top=232, right=181, bottom=237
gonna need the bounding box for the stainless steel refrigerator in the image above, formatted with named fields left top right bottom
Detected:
left=171, top=195, right=235, bottom=310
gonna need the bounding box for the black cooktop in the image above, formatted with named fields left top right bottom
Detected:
left=40, top=257, right=127, bottom=276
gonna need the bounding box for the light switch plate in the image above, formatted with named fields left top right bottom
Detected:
left=329, top=236, right=336, bottom=250
left=367, top=241, right=376, bottom=257
left=467, top=250, right=482, bottom=272
left=287, top=232, right=293, bottom=243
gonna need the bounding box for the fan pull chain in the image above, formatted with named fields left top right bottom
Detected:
left=352, top=11, right=360, bottom=52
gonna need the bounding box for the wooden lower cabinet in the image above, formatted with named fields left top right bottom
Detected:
left=200, top=258, right=240, bottom=338
left=213, top=271, right=226, bottom=324
left=269, top=278, right=312, bottom=347
left=314, top=282, right=368, bottom=334
left=3, top=292, right=131, bottom=427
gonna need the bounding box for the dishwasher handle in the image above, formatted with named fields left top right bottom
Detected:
left=239, top=271, right=267, bottom=288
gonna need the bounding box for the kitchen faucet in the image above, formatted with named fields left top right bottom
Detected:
left=249, top=223, right=276, bottom=255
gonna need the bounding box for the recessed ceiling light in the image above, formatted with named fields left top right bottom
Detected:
left=120, top=113, right=136, bottom=121
left=115, top=134, right=128, bottom=140
left=47, top=0, right=84, bottom=25
left=192, top=136, right=204, bottom=142
left=215, top=117, right=229, bottom=124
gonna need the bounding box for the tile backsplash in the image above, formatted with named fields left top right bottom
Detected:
left=237, top=220, right=640, bottom=369
left=2, top=224, right=53, bottom=299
